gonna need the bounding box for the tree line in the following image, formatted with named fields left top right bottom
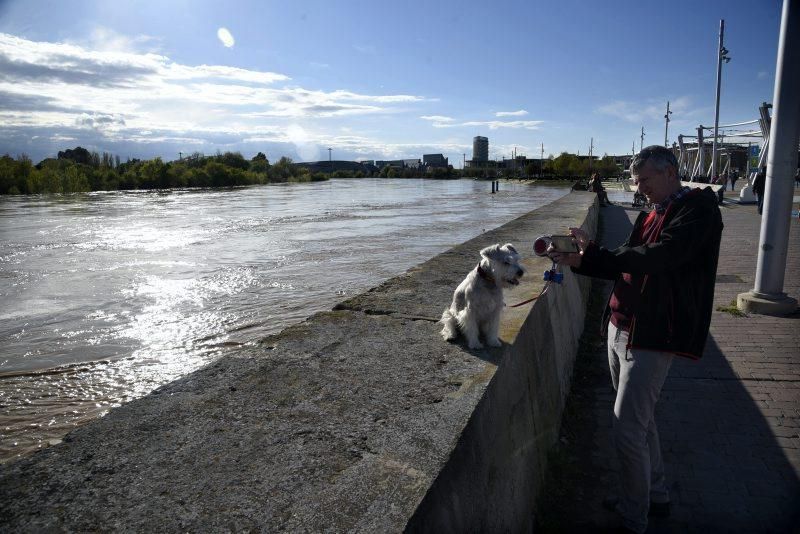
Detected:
left=463, top=152, right=622, bottom=180
left=0, top=148, right=327, bottom=195
left=0, top=147, right=624, bottom=195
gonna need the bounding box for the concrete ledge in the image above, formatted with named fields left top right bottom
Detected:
left=0, top=192, right=599, bottom=532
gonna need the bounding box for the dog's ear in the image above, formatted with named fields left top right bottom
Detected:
left=480, top=244, right=502, bottom=260
left=502, top=243, right=518, bottom=255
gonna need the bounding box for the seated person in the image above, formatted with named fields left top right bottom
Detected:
left=589, top=173, right=611, bottom=206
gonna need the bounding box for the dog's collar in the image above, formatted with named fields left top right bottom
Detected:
left=477, top=264, right=495, bottom=284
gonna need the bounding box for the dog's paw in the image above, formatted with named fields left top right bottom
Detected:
left=467, top=340, right=484, bottom=350
left=486, top=338, right=502, bottom=348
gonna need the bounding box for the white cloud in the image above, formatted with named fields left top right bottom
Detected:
left=420, top=113, right=541, bottom=130
left=428, top=119, right=541, bottom=130
left=757, top=71, right=768, bottom=79
left=420, top=115, right=455, bottom=122
left=596, top=96, right=697, bottom=124
left=0, top=32, right=429, bottom=158
left=317, top=135, right=471, bottom=160
left=495, top=110, right=528, bottom=117
left=461, top=120, right=541, bottom=130
left=81, top=26, right=161, bottom=54
left=217, top=28, right=235, bottom=48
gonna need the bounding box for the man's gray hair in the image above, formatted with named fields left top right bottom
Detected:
left=630, top=145, right=678, bottom=175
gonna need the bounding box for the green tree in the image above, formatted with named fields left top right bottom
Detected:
left=0, top=154, right=33, bottom=194
left=63, top=164, right=91, bottom=192
left=216, top=151, right=249, bottom=170
left=271, top=156, right=294, bottom=182
left=57, top=146, right=92, bottom=166
left=138, top=158, right=169, bottom=189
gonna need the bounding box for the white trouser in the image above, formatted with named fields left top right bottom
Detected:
left=607, top=322, right=674, bottom=533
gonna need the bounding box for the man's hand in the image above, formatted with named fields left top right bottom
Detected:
left=546, top=227, right=590, bottom=268
left=568, top=227, right=591, bottom=252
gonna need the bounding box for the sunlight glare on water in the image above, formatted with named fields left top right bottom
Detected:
left=0, top=178, right=568, bottom=461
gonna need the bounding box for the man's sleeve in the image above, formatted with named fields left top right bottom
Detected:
left=571, top=241, right=622, bottom=280
left=577, top=202, right=720, bottom=276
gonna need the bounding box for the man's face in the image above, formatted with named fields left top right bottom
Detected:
left=632, top=160, right=678, bottom=204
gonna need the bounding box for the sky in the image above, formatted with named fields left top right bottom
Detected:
left=0, top=0, right=784, bottom=166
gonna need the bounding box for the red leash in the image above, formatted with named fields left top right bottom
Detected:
left=508, top=281, right=551, bottom=308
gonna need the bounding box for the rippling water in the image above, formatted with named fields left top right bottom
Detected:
left=0, top=178, right=568, bottom=462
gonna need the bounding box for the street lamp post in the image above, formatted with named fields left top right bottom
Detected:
left=540, top=143, right=544, bottom=177
left=664, top=101, right=672, bottom=147
left=711, top=19, right=731, bottom=181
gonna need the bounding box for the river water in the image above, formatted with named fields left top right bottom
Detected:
left=0, top=178, right=568, bottom=462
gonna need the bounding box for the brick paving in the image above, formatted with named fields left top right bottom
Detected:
left=537, top=196, right=800, bottom=532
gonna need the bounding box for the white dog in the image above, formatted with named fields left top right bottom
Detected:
left=440, top=243, right=525, bottom=349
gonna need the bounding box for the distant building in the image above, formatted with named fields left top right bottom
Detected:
left=473, top=136, right=489, bottom=163
left=423, top=154, right=449, bottom=168
left=294, top=160, right=376, bottom=174
left=375, top=159, right=421, bottom=169
left=612, top=155, right=634, bottom=170
left=499, top=155, right=541, bottom=173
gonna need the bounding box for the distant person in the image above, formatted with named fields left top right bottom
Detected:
left=730, top=170, right=738, bottom=192
left=714, top=174, right=725, bottom=204
left=548, top=146, right=723, bottom=534
left=753, top=167, right=767, bottom=214
left=589, top=173, right=611, bottom=206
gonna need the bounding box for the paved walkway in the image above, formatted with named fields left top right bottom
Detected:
left=537, top=196, right=800, bottom=532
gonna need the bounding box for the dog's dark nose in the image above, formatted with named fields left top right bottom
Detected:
left=517, top=268, right=524, bottom=277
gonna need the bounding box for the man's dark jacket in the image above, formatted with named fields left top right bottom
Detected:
left=573, top=187, right=723, bottom=359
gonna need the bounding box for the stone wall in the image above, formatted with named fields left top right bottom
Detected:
left=405, top=192, right=598, bottom=532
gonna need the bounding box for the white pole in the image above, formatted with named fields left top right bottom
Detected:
left=697, top=126, right=705, bottom=180
left=738, top=0, right=800, bottom=315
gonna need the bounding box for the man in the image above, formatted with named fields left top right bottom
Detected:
left=549, top=145, right=723, bottom=533
left=753, top=167, right=767, bottom=214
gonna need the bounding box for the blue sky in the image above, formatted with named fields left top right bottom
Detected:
left=0, top=0, right=783, bottom=165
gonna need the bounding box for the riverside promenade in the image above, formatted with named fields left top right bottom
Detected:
left=538, top=193, right=800, bottom=532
